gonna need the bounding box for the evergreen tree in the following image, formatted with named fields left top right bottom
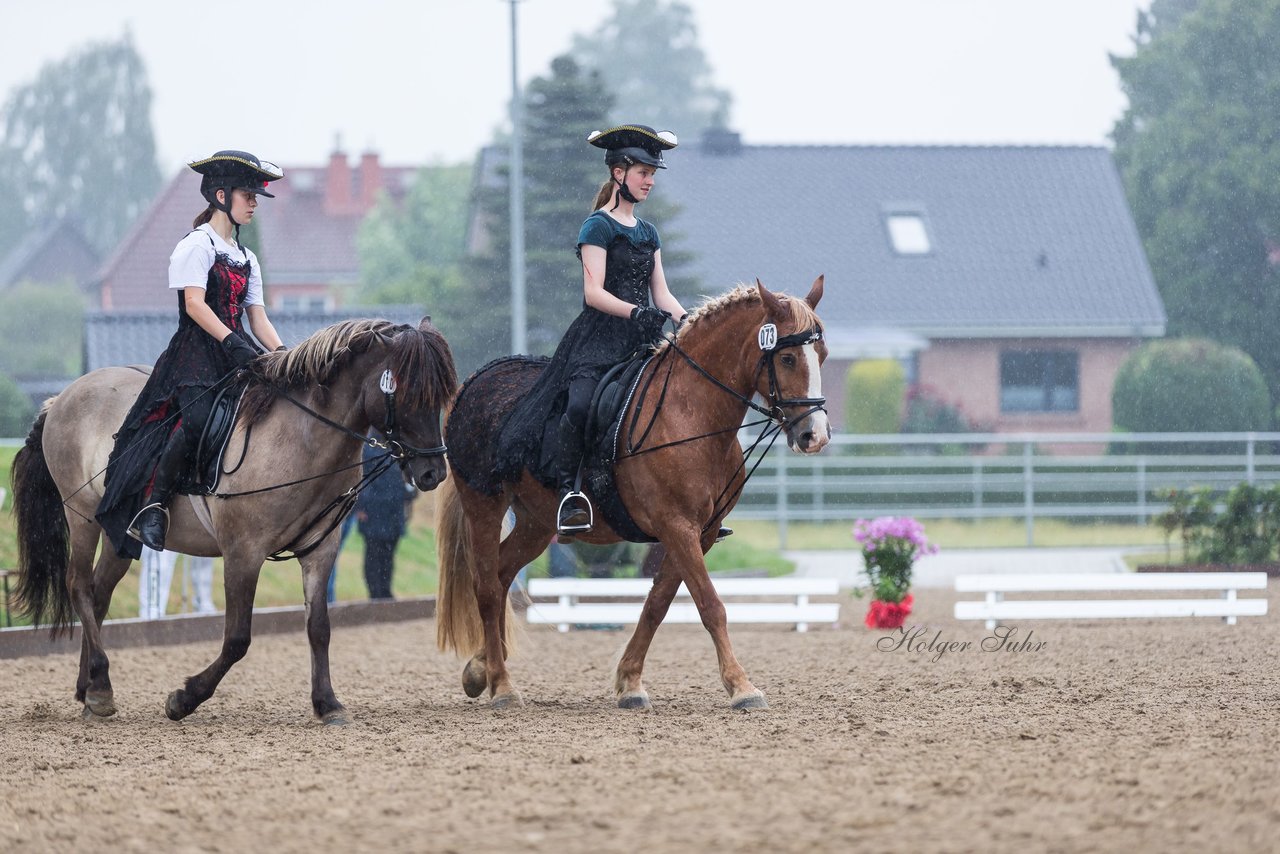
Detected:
left=0, top=33, right=162, bottom=257
left=571, top=0, right=732, bottom=140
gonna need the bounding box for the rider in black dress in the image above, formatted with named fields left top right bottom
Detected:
left=497, top=125, right=687, bottom=536
left=96, top=150, right=286, bottom=558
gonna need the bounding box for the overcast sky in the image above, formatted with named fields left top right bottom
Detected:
left=2, top=0, right=1151, bottom=172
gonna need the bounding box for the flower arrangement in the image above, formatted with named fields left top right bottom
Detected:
left=852, top=516, right=938, bottom=629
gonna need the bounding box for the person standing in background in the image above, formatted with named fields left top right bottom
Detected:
left=355, top=442, right=415, bottom=600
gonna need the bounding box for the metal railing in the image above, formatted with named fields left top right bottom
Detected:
left=731, top=432, right=1280, bottom=548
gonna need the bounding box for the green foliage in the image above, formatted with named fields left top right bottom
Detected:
left=0, top=281, right=84, bottom=379
left=898, top=385, right=988, bottom=455
left=1112, top=338, right=1271, bottom=441
left=843, top=359, right=905, bottom=434
left=571, top=0, right=732, bottom=139
left=0, top=371, right=34, bottom=437
left=0, top=33, right=161, bottom=257
left=1112, top=0, right=1280, bottom=401
left=355, top=163, right=471, bottom=334
left=1155, top=482, right=1280, bottom=564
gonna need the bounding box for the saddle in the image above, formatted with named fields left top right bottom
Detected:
left=180, top=378, right=250, bottom=495
left=580, top=354, right=658, bottom=543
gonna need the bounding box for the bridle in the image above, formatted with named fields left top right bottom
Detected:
left=216, top=367, right=447, bottom=561
left=620, top=318, right=827, bottom=538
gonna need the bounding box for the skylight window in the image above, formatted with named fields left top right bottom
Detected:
left=885, top=213, right=931, bottom=255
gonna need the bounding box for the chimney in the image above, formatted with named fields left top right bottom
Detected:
left=324, top=144, right=352, bottom=215
left=358, top=150, right=383, bottom=212
left=701, top=128, right=743, bottom=157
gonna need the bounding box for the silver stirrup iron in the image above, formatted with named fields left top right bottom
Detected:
left=556, top=491, right=594, bottom=535
left=126, top=502, right=170, bottom=543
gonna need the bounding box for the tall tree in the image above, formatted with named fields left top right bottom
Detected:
left=1112, top=0, right=1280, bottom=403
left=571, top=0, right=732, bottom=141
left=0, top=33, right=161, bottom=257
left=458, top=54, right=614, bottom=373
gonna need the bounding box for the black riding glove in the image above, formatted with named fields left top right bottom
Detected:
left=221, top=332, right=259, bottom=369
left=630, top=304, right=671, bottom=339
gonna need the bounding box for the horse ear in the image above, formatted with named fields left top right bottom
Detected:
left=757, top=278, right=786, bottom=318
left=805, top=275, right=825, bottom=309
left=418, top=315, right=433, bottom=330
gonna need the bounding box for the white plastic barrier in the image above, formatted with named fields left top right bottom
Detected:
left=954, top=572, right=1268, bottom=629
left=525, top=576, right=840, bottom=632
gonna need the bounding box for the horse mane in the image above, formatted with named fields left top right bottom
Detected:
left=655, top=283, right=821, bottom=355
left=239, top=319, right=458, bottom=427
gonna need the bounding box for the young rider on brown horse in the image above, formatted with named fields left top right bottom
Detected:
left=96, top=150, right=286, bottom=557
left=499, top=125, right=688, bottom=536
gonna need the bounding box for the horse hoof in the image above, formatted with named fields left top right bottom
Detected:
left=165, top=690, right=191, bottom=721
left=321, top=709, right=351, bottom=727
left=618, top=690, right=651, bottom=710
left=462, top=657, right=487, bottom=699
left=731, top=690, right=768, bottom=711
left=84, top=692, right=117, bottom=718
left=491, top=691, right=524, bottom=710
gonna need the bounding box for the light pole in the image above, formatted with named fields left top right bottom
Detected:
left=508, top=0, right=527, bottom=354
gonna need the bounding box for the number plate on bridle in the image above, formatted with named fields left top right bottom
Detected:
left=758, top=323, right=778, bottom=351
left=379, top=370, right=397, bottom=394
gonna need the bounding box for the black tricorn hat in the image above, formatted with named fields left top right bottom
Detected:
left=188, top=150, right=284, bottom=199
left=587, top=124, right=678, bottom=169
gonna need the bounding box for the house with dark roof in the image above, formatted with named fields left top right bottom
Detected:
left=650, top=135, right=1166, bottom=435
left=0, top=218, right=100, bottom=295
left=95, top=148, right=418, bottom=312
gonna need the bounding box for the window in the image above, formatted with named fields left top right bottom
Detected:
left=1000, top=351, right=1079, bottom=413
left=885, top=213, right=931, bottom=254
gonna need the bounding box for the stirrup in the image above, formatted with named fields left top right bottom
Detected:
left=556, top=490, right=593, bottom=536
left=715, top=526, right=734, bottom=543
left=126, top=502, right=170, bottom=545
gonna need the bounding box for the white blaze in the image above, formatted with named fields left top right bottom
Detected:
left=802, top=343, right=831, bottom=450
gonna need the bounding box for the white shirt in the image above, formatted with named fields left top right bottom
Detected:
left=168, top=223, right=265, bottom=307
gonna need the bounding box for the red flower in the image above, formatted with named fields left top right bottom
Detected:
left=865, top=593, right=915, bottom=629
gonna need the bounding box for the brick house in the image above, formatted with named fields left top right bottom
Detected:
left=654, top=136, right=1166, bottom=436
left=95, top=148, right=417, bottom=312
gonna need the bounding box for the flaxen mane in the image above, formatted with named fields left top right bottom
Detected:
left=240, top=319, right=458, bottom=426
left=655, top=283, right=821, bottom=355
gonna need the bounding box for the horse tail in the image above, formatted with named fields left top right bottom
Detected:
left=434, top=474, right=486, bottom=654
left=12, top=405, right=74, bottom=634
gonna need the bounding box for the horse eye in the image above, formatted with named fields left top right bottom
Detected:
left=781, top=354, right=796, bottom=367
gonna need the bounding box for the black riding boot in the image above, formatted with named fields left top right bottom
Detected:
left=129, top=427, right=191, bottom=551
left=555, top=414, right=592, bottom=536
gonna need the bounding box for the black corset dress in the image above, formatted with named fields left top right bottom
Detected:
left=96, top=235, right=255, bottom=558
left=494, top=215, right=660, bottom=485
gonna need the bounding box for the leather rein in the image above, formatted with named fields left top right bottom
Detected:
left=621, top=320, right=827, bottom=537
left=216, top=368, right=447, bottom=561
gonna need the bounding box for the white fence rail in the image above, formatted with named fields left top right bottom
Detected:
left=732, top=431, right=1280, bottom=547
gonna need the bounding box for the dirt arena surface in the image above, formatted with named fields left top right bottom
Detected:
left=2, top=589, right=1277, bottom=853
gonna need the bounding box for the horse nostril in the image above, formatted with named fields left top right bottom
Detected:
left=800, top=431, right=814, bottom=448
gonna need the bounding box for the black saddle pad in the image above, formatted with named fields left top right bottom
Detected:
left=182, top=378, right=250, bottom=495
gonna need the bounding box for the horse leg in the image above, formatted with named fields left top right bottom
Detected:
left=462, top=493, right=524, bottom=708
left=664, top=529, right=767, bottom=710
left=166, top=552, right=262, bottom=721
left=613, top=545, right=681, bottom=710
left=65, top=519, right=117, bottom=717
left=300, top=542, right=348, bottom=725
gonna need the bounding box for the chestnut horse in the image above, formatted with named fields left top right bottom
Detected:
left=12, top=318, right=456, bottom=724
left=437, top=278, right=829, bottom=709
